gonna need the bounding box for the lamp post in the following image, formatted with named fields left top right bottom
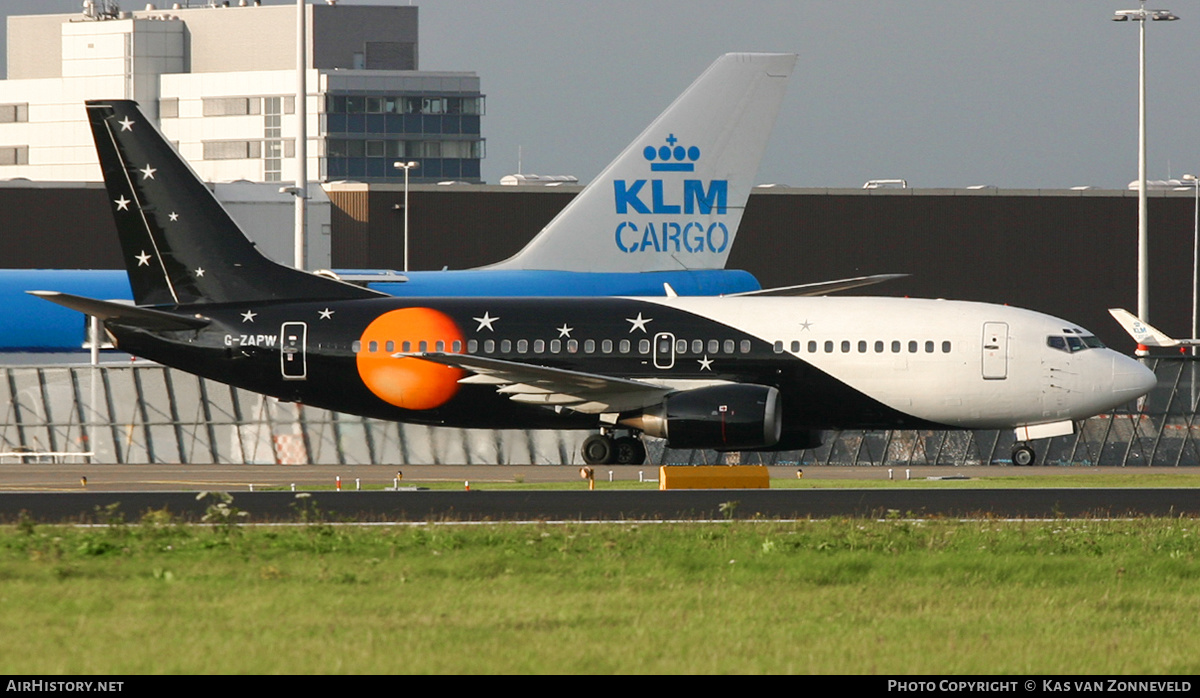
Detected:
left=393, top=161, right=420, bottom=273
left=1114, top=2, right=1179, bottom=324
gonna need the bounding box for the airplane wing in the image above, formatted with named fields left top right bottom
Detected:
left=726, top=274, right=909, bottom=297
left=401, top=352, right=675, bottom=414
left=1108, top=308, right=1200, bottom=348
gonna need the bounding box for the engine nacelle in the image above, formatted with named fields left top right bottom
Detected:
left=624, top=384, right=782, bottom=450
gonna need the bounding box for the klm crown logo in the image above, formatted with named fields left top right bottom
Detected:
left=643, top=134, right=700, bottom=172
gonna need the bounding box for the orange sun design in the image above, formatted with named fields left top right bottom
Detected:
left=356, top=308, right=465, bottom=410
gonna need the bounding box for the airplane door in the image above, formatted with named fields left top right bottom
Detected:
left=653, top=332, right=675, bottom=370
left=281, top=322, right=307, bottom=380
left=981, top=322, right=1008, bottom=380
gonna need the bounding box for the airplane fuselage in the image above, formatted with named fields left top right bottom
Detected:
left=107, top=295, right=1154, bottom=441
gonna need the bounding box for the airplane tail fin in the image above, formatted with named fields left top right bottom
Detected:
left=490, top=52, right=796, bottom=273
left=86, top=100, right=378, bottom=307
left=1108, top=308, right=1181, bottom=354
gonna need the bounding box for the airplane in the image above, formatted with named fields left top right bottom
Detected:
left=32, top=79, right=1157, bottom=466
left=2, top=52, right=819, bottom=352
left=1108, top=308, right=1200, bottom=355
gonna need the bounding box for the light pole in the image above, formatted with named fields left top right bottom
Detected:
left=1114, top=2, right=1179, bottom=324
left=393, top=161, right=420, bottom=273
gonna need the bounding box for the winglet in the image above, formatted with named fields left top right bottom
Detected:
left=490, top=53, right=796, bottom=273
left=1108, top=308, right=1180, bottom=355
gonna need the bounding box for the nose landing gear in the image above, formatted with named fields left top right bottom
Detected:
left=582, top=431, right=647, bottom=465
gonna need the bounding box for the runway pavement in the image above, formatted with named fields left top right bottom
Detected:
left=1, top=463, right=1198, bottom=523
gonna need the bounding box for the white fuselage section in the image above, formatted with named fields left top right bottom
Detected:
left=644, top=296, right=1155, bottom=430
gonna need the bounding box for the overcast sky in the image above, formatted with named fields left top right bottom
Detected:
left=3, top=0, right=1199, bottom=188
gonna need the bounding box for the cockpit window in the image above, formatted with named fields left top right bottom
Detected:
left=1047, top=334, right=1104, bottom=353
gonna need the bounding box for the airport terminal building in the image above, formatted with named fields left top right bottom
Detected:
left=0, top=2, right=484, bottom=184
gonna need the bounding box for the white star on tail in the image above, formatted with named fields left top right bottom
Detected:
left=135, top=251, right=151, bottom=266
left=114, top=196, right=131, bottom=211
left=626, top=312, right=652, bottom=333
left=118, top=117, right=134, bottom=131
left=140, top=165, right=156, bottom=180
left=474, top=312, right=498, bottom=331
left=194, top=268, right=205, bottom=278
left=168, top=212, right=179, bottom=222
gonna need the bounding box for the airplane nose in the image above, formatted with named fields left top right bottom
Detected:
left=1112, top=354, right=1157, bottom=398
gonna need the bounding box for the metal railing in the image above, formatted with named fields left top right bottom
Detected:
left=1, top=359, right=1193, bottom=466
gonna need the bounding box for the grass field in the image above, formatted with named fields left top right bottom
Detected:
left=2, top=512, right=1199, bottom=674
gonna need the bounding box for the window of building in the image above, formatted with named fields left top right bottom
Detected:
left=0, top=146, right=28, bottom=166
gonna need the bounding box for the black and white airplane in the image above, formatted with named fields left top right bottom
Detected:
left=32, top=87, right=1156, bottom=466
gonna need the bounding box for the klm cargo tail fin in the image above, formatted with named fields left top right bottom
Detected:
left=490, top=52, right=796, bottom=273
left=86, top=100, right=379, bottom=307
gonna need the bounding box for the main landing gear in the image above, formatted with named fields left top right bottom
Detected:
left=582, top=431, right=647, bottom=465
left=1011, top=442, right=1036, bottom=467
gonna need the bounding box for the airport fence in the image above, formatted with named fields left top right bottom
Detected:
left=0, top=358, right=1195, bottom=467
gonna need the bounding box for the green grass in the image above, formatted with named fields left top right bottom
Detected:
left=2, top=515, right=1199, bottom=673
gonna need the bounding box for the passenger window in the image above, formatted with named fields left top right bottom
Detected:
left=534, top=339, right=545, bottom=353
left=501, top=339, right=512, bottom=353
left=639, top=339, right=651, bottom=354
left=550, top=339, right=561, bottom=353
left=452, top=340, right=462, bottom=353
left=583, top=339, right=594, bottom=353
left=517, top=339, right=528, bottom=353
left=841, top=340, right=850, bottom=353
left=602, top=339, right=613, bottom=353
left=386, top=340, right=395, bottom=353
left=773, top=340, right=784, bottom=354
left=620, top=339, right=631, bottom=353
left=708, top=339, right=720, bottom=354
left=925, top=340, right=934, bottom=353
left=677, top=339, right=688, bottom=353
left=692, top=339, right=703, bottom=354
left=908, top=340, right=918, bottom=353
left=824, top=340, right=833, bottom=353
left=858, top=340, right=867, bottom=353
left=740, top=340, right=751, bottom=354
left=892, top=340, right=901, bottom=353
left=484, top=339, right=495, bottom=353
left=567, top=339, right=578, bottom=353
left=875, top=341, right=884, bottom=353
left=942, top=341, right=951, bottom=353
left=368, top=340, right=377, bottom=353
left=352, top=340, right=361, bottom=353
left=791, top=340, right=800, bottom=353
left=436, top=340, right=446, bottom=352
left=402, top=340, right=411, bottom=353
left=807, top=340, right=816, bottom=353
left=419, top=340, right=428, bottom=352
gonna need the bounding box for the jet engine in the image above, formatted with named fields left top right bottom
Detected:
left=623, top=384, right=781, bottom=450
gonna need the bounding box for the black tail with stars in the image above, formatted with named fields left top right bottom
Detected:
left=86, top=99, right=378, bottom=307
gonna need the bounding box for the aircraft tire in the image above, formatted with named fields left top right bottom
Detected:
left=1012, top=444, right=1035, bottom=466
left=613, top=436, right=646, bottom=465
left=582, top=434, right=613, bottom=465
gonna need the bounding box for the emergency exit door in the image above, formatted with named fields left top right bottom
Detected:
left=281, top=322, right=307, bottom=380
left=981, top=322, right=1008, bottom=380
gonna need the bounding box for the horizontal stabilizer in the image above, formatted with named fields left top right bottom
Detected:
left=28, top=291, right=210, bottom=332
left=727, top=274, right=909, bottom=297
